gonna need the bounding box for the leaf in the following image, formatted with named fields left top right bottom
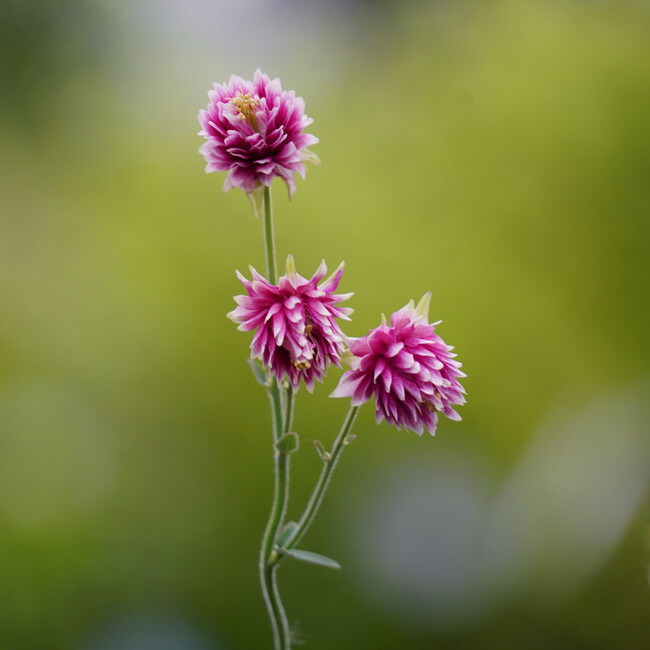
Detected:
left=280, top=548, right=341, bottom=570
left=276, top=521, right=299, bottom=548
left=275, top=432, right=299, bottom=454
left=313, top=440, right=331, bottom=461
left=246, top=360, right=269, bottom=386
left=246, top=186, right=264, bottom=218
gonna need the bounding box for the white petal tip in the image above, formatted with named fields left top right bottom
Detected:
left=415, top=292, right=432, bottom=321
left=285, top=254, right=296, bottom=276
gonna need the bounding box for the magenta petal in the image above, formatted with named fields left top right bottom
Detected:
left=331, top=297, right=466, bottom=435
left=229, top=257, right=351, bottom=392
left=198, top=71, right=318, bottom=197
left=385, top=342, right=404, bottom=358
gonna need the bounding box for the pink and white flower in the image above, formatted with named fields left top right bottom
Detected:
left=332, top=293, right=466, bottom=435
left=228, top=256, right=352, bottom=391
left=198, top=70, right=319, bottom=203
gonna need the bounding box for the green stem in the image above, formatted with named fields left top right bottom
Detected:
left=267, top=381, right=283, bottom=444
left=258, top=184, right=292, bottom=649
left=283, top=386, right=295, bottom=433
left=262, top=185, right=277, bottom=284
left=266, top=564, right=289, bottom=649
left=283, top=405, right=360, bottom=551
left=260, top=450, right=291, bottom=649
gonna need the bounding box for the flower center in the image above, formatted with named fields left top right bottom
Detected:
left=293, top=360, right=311, bottom=371
left=230, top=92, right=260, bottom=130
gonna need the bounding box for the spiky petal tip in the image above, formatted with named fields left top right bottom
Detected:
left=331, top=294, right=466, bottom=435
left=228, top=256, right=352, bottom=391
left=198, top=69, right=319, bottom=203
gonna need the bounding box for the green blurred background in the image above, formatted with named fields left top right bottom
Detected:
left=1, top=0, right=649, bottom=648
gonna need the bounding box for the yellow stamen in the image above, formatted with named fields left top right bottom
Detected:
left=230, top=92, right=260, bottom=130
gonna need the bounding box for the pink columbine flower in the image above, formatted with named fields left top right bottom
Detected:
left=331, top=293, right=466, bottom=435
left=227, top=256, right=352, bottom=391
left=198, top=70, right=319, bottom=210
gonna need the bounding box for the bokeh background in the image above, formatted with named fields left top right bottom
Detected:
left=1, top=0, right=649, bottom=648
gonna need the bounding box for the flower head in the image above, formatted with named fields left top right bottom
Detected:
left=331, top=293, right=466, bottom=435
left=228, top=256, right=352, bottom=391
left=198, top=70, right=319, bottom=206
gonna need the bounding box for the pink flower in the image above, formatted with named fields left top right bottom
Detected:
left=228, top=256, right=352, bottom=391
left=198, top=70, right=319, bottom=204
left=331, top=293, right=466, bottom=435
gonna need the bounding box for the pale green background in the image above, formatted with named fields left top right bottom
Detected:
left=0, top=1, right=649, bottom=648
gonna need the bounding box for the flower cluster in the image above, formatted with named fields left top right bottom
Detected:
left=228, top=256, right=352, bottom=391
left=205, top=69, right=471, bottom=650
left=198, top=69, right=319, bottom=201
left=202, top=71, right=467, bottom=435
left=332, top=293, right=466, bottom=435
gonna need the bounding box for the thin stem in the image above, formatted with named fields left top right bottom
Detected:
left=260, top=450, right=291, bottom=648
left=258, top=384, right=294, bottom=650
left=259, top=184, right=292, bottom=649
left=283, top=386, right=295, bottom=433
left=262, top=185, right=277, bottom=284
left=283, top=405, right=360, bottom=550
left=264, top=564, right=289, bottom=649
left=267, top=381, right=283, bottom=444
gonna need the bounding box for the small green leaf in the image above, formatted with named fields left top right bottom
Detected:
left=313, top=440, right=331, bottom=462
left=276, top=521, right=299, bottom=548
left=246, top=186, right=264, bottom=218
left=313, top=439, right=326, bottom=458
left=275, top=431, right=299, bottom=454
left=246, top=360, right=269, bottom=386
left=281, top=548, right=341, bottom=570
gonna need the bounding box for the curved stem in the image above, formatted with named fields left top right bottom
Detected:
left=259, top=384, right=294, bottom=649
left=284, top=405, right=360, bottom=550
left=259, top=184, right=292, bottom=649
left=260, top=450, right=291, bottom=648
left=264, top=564, right=289, bottom=649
